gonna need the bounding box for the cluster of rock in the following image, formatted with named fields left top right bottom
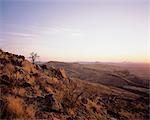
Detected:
left=0, top=49, right=25, bottom=65
left=0, top=49, right=68, bottom=119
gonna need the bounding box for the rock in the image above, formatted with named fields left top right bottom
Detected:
left=48, top=67, right=68, bottom=80
left=44, top=86, right=54, bottom=93
left=20, top=82, right=32, bottom=88
left=5, top=64, right=15, bottom=72
left=81, top=98, right=88, bottom=104
left=11, top=56, right=18, bottom=65
left=44, top=94, right=61, bottom=112
left=18, top=55, right=25, bottom=61
left=0, top=99, right=8, bottom=119
left=0, top=75, right=11, bottom=86
left=35, top=64, right=42, bottom=71
left=22, top=60, right=38, bottom=73
left=35, top=111, right=67, bottom=120
left=107, top=110, right=121, bottom=120
left=37, top=94, right=62, bottom=112
left=0, top=85, right=11, bottom=95
left=59, top=68, right=67, bottom=79
left=40, top=65, right=48, bottom=70
left=0, top=49, right=2, bottom=55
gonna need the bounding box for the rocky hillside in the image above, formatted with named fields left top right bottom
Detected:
left=0, top=49, right=149, bottom=120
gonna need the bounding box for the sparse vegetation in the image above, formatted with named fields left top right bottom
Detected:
left=25, top=104, right=36, bottom=118
left=29, top=52, right=39, bottom=64
left=5, top=96, right=25, bottom=118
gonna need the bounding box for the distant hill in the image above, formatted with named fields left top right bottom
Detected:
left=45, top=61, right=149, bottom=88
left=107, top=62, right=149, bottom=80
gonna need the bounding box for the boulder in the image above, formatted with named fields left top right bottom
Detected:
left=44, top=94, right=61, bottom=112
left=37, top=94, right=62, bottom=112
left=40, top=65, right=48, bottom=70
left=59, top=68, right=67, bottom=79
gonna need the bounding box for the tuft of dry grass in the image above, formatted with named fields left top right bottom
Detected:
left=26, top=104, right=36, bottom=119
left=88, top=100, right=99, bottom=113
left=68, top=108, right=76, bottom=117
left=6, top=96, right=25, bottom=118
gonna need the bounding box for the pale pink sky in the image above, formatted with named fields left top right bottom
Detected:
left=0, top=0, right=149, bottom=63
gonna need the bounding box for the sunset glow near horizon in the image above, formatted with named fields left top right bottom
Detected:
left=0, top=0, right=149, bottom=63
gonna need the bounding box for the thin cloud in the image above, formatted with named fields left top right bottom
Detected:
left=0, top=32, right=34, bottom=37
left=1, top=23, right=85, bottom=38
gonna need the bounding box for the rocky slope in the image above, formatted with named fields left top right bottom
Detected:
left=0, top=49, right=149, bottom=120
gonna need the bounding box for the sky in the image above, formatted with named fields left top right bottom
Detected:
left=0, top=0, right=149, bottom=63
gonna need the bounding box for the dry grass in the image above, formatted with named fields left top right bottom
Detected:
left=4, top=96, right=36, bottom=119
left=68, top=108, right=76, bottom=117
left=45, top=86, right=54, bottom=93
left=12, top=87, right=26, bottom=97
left=88, top=100, right=99, bottom=113
left=6, top=96, right=25, bottom=118
left=27, top=76, right=36, bottom=86
left=119, top=111, right=130, bottom=116
left=26, top=104, right=36, bottom=119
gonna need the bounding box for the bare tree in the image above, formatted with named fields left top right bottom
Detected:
left=29, top=52, right=39, bottom=64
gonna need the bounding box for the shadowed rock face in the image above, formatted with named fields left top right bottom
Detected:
left=0, top=49, right=149, bottom=120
